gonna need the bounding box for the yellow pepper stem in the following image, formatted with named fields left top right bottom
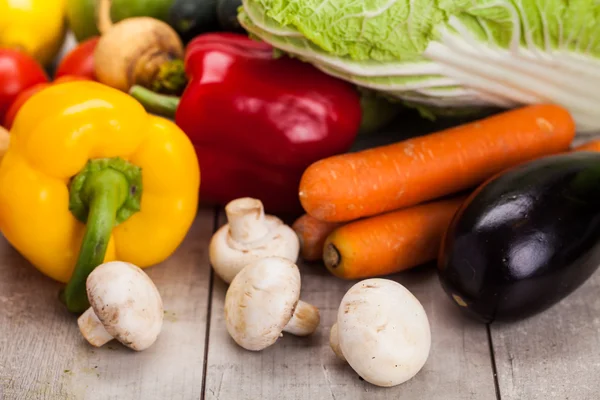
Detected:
left=59, top=157, right=142, bottom=314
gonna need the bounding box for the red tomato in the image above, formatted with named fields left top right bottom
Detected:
left=55, top=37, right=100, bottom=80
left=0, top=49, right=49, bottom=126
left=4, top=76, right=89, bottom=129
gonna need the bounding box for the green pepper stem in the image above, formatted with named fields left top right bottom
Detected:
left=60, top=158, right=143, bottom=314
left=129, top=85, right=180, bottom=119
left=60, top=170, right=128, bottom=313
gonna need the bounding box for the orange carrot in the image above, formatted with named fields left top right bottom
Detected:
left=299, top=104, right=575, bottom=222
left=573, top=140, right=600, bottom=152
left=292, top=214, right=343, bottom=261
left=323, top=196, right=466, bottom=280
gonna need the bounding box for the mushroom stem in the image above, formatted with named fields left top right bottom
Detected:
left=329, top=323, right=346, bottom=361
left=282, top=300, right=321, bottom=336
left=77, top=307, right=114, bottom=347
left=225, top=197, right=270, bottom=244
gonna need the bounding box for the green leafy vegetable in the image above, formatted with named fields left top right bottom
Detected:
left=238, top=0, right=600, bottom=134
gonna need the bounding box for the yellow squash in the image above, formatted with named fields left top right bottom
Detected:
left=0, top=0, right=68, bottom=66
left=0, top=81, right=200, bottom=313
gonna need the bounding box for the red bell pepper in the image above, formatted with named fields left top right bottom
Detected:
left=131, top=33, right=362, bottom=215
left=0, top=49, right=49, bottom=127
left=55, top=36, right=100, bottom=81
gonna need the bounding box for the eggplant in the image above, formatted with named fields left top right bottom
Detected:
left=438, top=152, right=600, bottom=323
left=168, top=0, right=220, bottom=43
left=217, top=0, right=244, bottom=33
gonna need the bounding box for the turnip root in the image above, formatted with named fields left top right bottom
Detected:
left=94, top=0, right=186, bottom=94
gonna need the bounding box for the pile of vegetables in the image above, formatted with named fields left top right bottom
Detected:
left=129, top=32, right=363, bottom=214
left=1, top=0, right=390, bottom=214
left=293, top=103, right=600, bottom=328
left=294, top=104, right=575, bottom=276
left=2, top=0, right=600, bottom=391
left=199, top=103, right=600, bottom=388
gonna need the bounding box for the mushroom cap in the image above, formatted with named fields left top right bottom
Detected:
left=224, top=256, right=301, bottom=351
left=209, top=216, right=299, bottom=283
left=336, top=278, right=431, bottom=387
left=86, top=261, right=164, bottom=351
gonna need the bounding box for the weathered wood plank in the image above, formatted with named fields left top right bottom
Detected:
left=491, top=270, right=600, bottom=400
left=0, top=208, right=215, bottom=400
left=203, top=212, right=497, bottom=400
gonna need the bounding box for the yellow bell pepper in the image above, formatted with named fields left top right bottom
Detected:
left=0, top=81, right=200, bottom=313
left=0, top=0, right=68, bottom=66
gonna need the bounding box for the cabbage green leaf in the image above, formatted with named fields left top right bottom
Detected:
left=239, top=0, right=600, bottom=133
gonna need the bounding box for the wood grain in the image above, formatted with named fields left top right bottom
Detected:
left=491, top=270, right=600, bottom=400
left=203, top=212, right=497, bottom=400
left=0, top=207, right=215, bottom=400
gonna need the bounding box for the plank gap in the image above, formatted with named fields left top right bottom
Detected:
left=487, top=324, right=502, bottom=400
left=490, top=268, right=600, bottom=400
left=200, top=206, right=221, bottom=400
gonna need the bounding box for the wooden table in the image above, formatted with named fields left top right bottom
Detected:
left=1, top=202, right=600, bottom=400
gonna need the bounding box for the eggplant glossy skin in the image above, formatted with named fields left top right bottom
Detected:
left=438, top=152, right=600, bottom=323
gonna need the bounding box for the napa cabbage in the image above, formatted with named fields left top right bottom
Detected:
left=238, top=0, right=600, bottom=133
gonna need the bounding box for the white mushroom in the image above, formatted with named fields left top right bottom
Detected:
left=224, top=256, right=320, bottom=351
left=77, top=261, right=164, bottom=351
left=209, top=197, right=300, bottom=284
left=330, top=278, right=431, bottom=387
left=329, top=322, right=345, bottom=361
